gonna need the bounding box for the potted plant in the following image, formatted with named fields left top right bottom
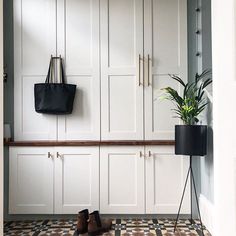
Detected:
left=161, top=70, right=212, bottom=156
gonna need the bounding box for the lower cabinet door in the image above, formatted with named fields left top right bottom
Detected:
left=145, top=146, right=190, bottom=214
left=9, top=147, right=54, bottom=214
left=100, top=146, right=145, bottom=214
left=54, top=147, right=99, bottom=214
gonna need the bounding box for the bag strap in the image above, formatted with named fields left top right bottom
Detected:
left=59, top=56, right=66, bottom=84
left=45, top=56, right=53, bottom=83
left=45, top=56, right=66, bottom=84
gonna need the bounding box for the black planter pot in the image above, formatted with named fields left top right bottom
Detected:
left=175, top=125, right=207, bottom=156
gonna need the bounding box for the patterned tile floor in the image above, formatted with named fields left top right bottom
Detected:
left=4, top=219, right=212, bottom=236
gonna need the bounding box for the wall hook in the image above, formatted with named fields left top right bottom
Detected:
left=196, top=52, right=201, bottom=57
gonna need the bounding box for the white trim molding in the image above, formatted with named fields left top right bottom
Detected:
left=212, top=0, right=236, bottom=235
left=199, top=194, right=214, bottom=235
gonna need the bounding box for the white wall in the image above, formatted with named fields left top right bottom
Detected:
left=212, top=0, right=236, bottom=235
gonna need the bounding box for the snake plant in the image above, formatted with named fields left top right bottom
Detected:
left=161, top=69, right=212, bottom=125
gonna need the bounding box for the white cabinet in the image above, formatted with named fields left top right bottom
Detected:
left=100, top=146, right=189, bottom=214
left=100, top=0, right=187, bottom=140
left=100, top=0, right=144, bottom=140
left=100, top=146, right=145, bottom=214
left=57, top=0, right=100, bottom=140
left=9, top=147, right=54, bottom=214
left=14, top=0, right=100, bottom=141
left=9, top=147, right=99, bottom=214
left=54, top=147, right=99, bottom=214
left=9, top=145, right=189, bottom=214
left=144, top=0, right=187, bottom=140
left=14, top=0, right=187, bottom=141
left=14, top=0, right=57, bottom=141
left=145, top=146, right=190, bottom=214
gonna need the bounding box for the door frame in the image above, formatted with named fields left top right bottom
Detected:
left=212, top=0, right=236, bottom=235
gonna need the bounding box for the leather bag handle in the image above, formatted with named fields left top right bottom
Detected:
left=59, top=56, right=66, bottom=84
left=45, top=55, right=53, bottom=83
left=45, top=56, right=66, bottom=84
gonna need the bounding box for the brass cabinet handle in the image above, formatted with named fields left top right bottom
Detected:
left=57, top=152, right=62, bottom=158
left=148, top=151, right=152, bottom=157
left=139, top=151, right=143, bottom=158
left=138, top=54, right=143, bottom=86
left=147, top=54, right=151, bottom=86
left=48, top=152, right=53, bottom=159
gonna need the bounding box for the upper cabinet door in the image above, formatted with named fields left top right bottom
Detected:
left=14, top=0, right=57, bottom=140
left=144, top=0, right=187, bottom=140
left=57, top=0, right=100, bottom=140
left=100, top=0, right=144, bottom=140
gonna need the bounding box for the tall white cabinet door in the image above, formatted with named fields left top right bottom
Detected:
left=100, top=0, right=144, bottom=140
left=57, top=0, right=100, bottom=140
left=145, top=146, right=190, bottom=214
left=100, top=146, right=145, bottom=214
left=9, top=147, right=54, bottom=214
left=144, top=0, right=187, bottom=140
left=14, top=0, right=57, bottom=140
left=54, top=147, right=99, bottom=214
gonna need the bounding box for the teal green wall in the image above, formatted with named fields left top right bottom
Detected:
left=3, top=0, right=14, bottom=221
left=187, top=0, right=214, bottom=211
left=200, top=0, right=214, bottom=203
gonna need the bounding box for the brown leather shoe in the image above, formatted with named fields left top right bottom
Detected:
left=101, top=218, right=112, bottom=232
left=87, top=211, right=112, bottom=235
left=76, top=209, right=89, bottom=234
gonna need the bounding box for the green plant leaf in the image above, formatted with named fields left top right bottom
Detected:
left=168, top=74, right=186, bottom=87
left=202, top=78, right=212, bottom=89
left=161, top=69, right=212, bottom=124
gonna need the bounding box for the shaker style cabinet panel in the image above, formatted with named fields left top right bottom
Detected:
left=100, top=0, right=144, bottom=140
left=9, top=147, right=100, bottom=214
left=9, top=146, right=190, bottom=214
left=144, top=0, right=187, bottom=140
left=9, top=147, right=54, bottom=214
left=14, top=0, right=57, bottom=141
left=14, top=0, right=187, bottom=141
left=57, top=0, right=100, bottom=140
left=100, top=0, right=187, bottom=141
left=54, top=147, right=99, bottom=214
left=14, top=0, right=100, bottom=141
left=100, top=146, right=145, bottom=214
left=145, top=146, right=190, bottom=214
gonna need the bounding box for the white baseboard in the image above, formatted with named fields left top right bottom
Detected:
left=199, top=194, right=214, bottom=234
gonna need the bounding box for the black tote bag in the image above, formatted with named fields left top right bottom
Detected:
left=34, top=57, right=76, bottom=115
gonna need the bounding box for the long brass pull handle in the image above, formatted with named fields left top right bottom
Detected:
left=147, top=54, right=151, bottom=86
left=138, top=54, right=143, bottom=86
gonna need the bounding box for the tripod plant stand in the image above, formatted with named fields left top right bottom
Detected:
left=174, top=125, right=208, bottom=236
left=174, top=156, right=205, bottom=235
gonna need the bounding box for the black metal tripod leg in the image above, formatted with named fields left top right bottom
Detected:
left=190, top=167, right=205, bottom=236
left=190, top=156, right=193, bottom=224
left=174, top=167, right=191, bottom=232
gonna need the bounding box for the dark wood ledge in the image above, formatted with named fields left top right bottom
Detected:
left=4, top=140, right=175, bottom=147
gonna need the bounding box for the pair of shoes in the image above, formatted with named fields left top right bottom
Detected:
left=77, top=209, right=112, bottom=235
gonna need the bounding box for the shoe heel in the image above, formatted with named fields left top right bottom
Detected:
left=77, top=229, right=88, bottom=234
left=88, top=230, right=101, bottom=236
